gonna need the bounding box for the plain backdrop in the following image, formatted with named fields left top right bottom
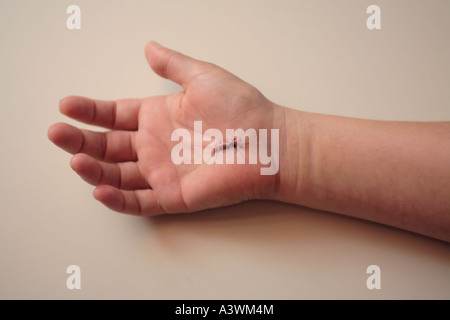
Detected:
left=0, top=0, right=449, bottom=299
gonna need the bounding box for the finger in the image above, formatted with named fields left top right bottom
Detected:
left=93, top=185, right=164, bottom=216
left=60, top=96, right=141, bottom=130
left=70, top=153, right=149, bottom=190
left=48, top=122, right=137, bottom=162
left=145, top=41, right=211, bottom=89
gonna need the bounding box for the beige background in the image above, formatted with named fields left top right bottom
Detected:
left=1, top=0, right=449, bottom=299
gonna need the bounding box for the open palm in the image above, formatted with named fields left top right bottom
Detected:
left=48, top=42, right=280, bottom=215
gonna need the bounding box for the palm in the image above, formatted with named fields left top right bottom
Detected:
left=48, top=42, right=278, bottom=215
left=136, top=66, right=275, bottom=213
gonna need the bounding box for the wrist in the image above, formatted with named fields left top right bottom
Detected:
left=269, top=104, right=311, bottom=204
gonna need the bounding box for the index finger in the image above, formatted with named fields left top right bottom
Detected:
left=59, top=96, right=141, bottom=130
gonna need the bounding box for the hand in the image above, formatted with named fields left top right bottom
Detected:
left=48, top=42, right=282, bottom=215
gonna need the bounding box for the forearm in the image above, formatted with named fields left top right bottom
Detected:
left=273, top=105, right=450, bottom=242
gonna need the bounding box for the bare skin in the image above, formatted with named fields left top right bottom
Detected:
left=48, top=42, right=450, bottom=242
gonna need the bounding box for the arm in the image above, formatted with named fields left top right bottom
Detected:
left=48, top=42, right=450, bottom=243
left=273, top=105, right=450, bottom=242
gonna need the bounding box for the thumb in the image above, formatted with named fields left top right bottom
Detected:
left=145, top=41, right=207, bottom=89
